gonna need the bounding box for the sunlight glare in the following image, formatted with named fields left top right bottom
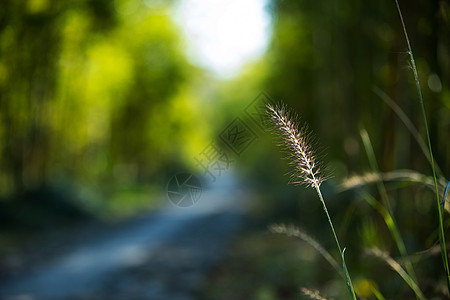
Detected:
left=175, top=0, right=271, bottom=77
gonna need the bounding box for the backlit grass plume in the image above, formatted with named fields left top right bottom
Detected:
left=266, top=103, right=357, bottom=299
left=266, top=104, right=324, bottom=187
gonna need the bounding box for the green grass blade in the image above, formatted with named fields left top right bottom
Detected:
left=360, top=129, right=417, bottom=283
left=341, top=248, right=357, bottom=300
left=269, top=224, right=343, bottom=278
left=368, top=248, right=427, bottom=300
left=371, top=285, right=387, bottom=300
left=372, top=86, right=443, bottom=178
left=394, top=0, right=450, bottom=291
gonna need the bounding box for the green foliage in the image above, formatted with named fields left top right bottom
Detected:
left=263, top=0, right=450, bottom=175
left=1, top=0, right=449, bottom=297
left=250, top=1, right=450, bottom=297
left=0, top=0, right=199, bottom=201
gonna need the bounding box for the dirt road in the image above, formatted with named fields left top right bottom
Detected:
left=0, top=174, right=250, bottom=300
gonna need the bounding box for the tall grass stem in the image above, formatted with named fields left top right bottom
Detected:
left=372, top=86, right=443, bottom=178
left=368, top=248, right=427, bottom=300
left=394, top=0, right=450, bottom=290
left=360, top=129, right=417, bottom=283
left=267, top=104, right=357, bottom=299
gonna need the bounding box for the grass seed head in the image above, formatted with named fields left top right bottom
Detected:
left=266, top=104, right=324, bottom=188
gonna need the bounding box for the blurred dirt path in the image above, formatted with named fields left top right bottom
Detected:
left=0, top=173, right=251, bottom=300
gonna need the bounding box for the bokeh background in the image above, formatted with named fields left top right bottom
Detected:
left=0, top=0, right=449, bottom=299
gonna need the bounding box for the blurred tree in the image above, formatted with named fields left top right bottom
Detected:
left=260, top=0, right=450, bottom=295
left=264, top=0, right=449, bottom=175
left=0, top=0, right=195, bottom=201
left=0, top=1, right=68, bottom=193
left=108, top=13, right=189, bottom=182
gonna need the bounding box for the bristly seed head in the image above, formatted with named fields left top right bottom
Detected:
left=266, top=103, right=324, bottom=188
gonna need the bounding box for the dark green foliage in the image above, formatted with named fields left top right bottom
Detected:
left=264, top=0, right=449, bottom=174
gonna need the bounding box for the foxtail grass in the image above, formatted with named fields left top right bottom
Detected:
left=300, top=287, right=328, bottom=300
left=339, top=170, right=446, bottom=196
left=267, top=104, right=357, bottom=299
left=394, top=0, right=450, bottom=291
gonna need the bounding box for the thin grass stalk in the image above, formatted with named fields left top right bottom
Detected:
left=360, top=129, right=417, bottom=283
left=360, top=130, right=393, bottom=214
left=371, top=285, right=387, bottom=300
left=266, top=104, right=357, bottom=299
left=394, top=0, right=450, bottom=290
left=314, top=185, right=356, bottom=299
left=360, top=191, right=429, bottom=299
left=270, top=224, right=342, bottom=277
left=372, top=86, right=443, bottom=178
left=367, top=248, right=427, bottom=300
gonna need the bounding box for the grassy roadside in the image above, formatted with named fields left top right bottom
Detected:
left=197, top=223, right=347, bottom=300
